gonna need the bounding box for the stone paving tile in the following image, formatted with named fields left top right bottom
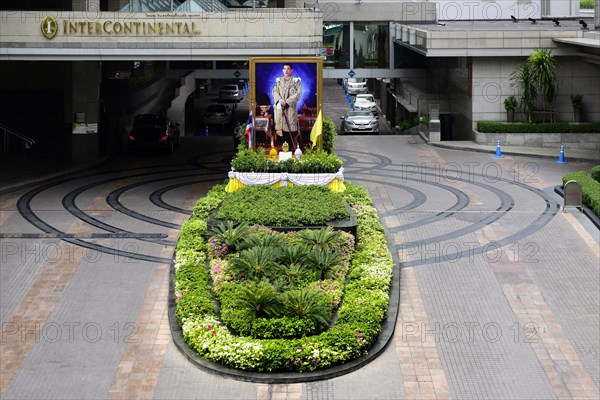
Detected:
left=154, top=341, right=257, bottom=399
left=0, top=216, right=92, bottom=397
left=2, top=132, right=599, bottom=400
left=394, top=267, right=452, bottom=400
left=500, top=277, right=599, bottom=399
left=107, top=252, right=171, bottom=400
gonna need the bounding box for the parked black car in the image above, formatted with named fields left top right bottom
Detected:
left=128, top=114, right=180, bottom=154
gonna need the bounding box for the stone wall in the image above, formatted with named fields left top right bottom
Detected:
left=474, top=131, right=600, bottom=151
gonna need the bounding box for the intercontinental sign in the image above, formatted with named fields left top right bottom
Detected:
left=41, top=15, right=200, bottom=39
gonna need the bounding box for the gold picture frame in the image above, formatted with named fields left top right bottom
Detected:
left=249, top=57, right=323, bottom=150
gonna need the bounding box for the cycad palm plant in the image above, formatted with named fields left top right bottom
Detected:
left=274, top=262, right=315, bottom=287
left=237, top=281, right=280, bottom=318
left=277, top=244, right=308, bottom=265
left=209, top=221, right=249, bottom=253
left=279, top=289, right=332, bottom=328
left=306, top=248, right=341, bottom=280
left=297, top=227, right=341, bottom=253
left=239, top=232, right=284, bottom=251
left=228, top=246, right=280, bottom=281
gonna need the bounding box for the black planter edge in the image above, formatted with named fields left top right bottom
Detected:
left=167, top=220, right=401, bottom=383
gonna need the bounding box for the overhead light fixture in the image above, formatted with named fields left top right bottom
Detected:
left=511, top=15, right=518, bottom=23
left=528, top=18, right=536, bottom=24
left=579, top=19, right=589, bottom=30
left=552, top=18, right=561, bottom=27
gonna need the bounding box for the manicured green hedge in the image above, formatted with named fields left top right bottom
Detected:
left=477, top=121, right=600, bottom=133
left=174, top=182, right=395, bottom=372
left=215, top=185, right=349, bottom=226
left=570, top=123, right=600, bottom=133
left=581, top=0, right=594, bottom=8
left=591, top=165, right=600, bottom=183
left=563, top=171, right=600, bottom=217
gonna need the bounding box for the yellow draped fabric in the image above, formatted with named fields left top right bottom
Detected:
left=225, top=178, right=247, bottom=192
left=327, top=179, right=346, bottom=193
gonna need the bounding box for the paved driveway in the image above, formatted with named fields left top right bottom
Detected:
left=1, top=131, right=598, bottom=399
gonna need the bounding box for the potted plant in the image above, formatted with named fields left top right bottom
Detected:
left=504, top=95, right=517, bottom=123
left=571, top=94, right=583, bottom=122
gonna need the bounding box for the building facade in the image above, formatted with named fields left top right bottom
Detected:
left=0, top=0, right=598, bottom=161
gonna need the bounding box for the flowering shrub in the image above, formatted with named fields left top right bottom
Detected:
left=174, top=181, right=394, bottom=372
left=231, top=148, right=342, bottom=173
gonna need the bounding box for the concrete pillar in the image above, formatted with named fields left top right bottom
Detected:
left=71, top=62, right=102, bottom=162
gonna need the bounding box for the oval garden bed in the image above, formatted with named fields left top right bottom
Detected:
left=171, top=181, right=395, bottom=377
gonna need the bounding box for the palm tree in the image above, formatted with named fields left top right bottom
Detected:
left=528, top=48, right=558, bottom=112
left=510, top=48, right=559, bottom=123
left=510, top=62, right=536, bottom=123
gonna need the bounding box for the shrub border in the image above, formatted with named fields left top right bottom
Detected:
left=554, top=169, right=600, bottom=229
left=168, top=187, right=401, bottom=383
left=553, top=185, right=600, bottom=230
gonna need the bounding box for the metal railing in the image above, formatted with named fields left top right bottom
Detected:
left=1, top=123, right=35, bottom=161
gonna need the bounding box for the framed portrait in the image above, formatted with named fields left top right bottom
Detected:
left=249, top=57, right=323, bottom=150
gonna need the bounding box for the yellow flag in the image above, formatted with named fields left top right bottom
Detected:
left=309, top=110, right=323, bottom=149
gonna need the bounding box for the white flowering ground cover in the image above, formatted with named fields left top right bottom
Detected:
left=173, top=181, right=394, bottom=372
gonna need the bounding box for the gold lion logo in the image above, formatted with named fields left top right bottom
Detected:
left=41, top=16, right=57, bottom=39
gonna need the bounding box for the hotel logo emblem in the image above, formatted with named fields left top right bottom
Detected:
left=41, top=16, right=58, bottom=39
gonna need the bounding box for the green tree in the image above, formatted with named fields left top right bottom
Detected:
left=528, top=48, right=558, bottom=111
left=510, top=62, right=536, bottom=123
left=510, top=48, right=559, bottom=123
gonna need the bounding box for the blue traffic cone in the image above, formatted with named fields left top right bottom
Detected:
left=205, top=126, right=209, bottom=137
left=494, top=139, right=504, bottom=158
left=556, top=144, right=567, bottom=164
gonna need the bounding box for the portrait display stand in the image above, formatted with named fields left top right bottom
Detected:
left=249, top=57, right=323, bottom=152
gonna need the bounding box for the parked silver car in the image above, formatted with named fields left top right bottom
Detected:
left=218, top=84, right=242, bottom=102
left=202, top=104, right=232, bottom=125
left=340, top=110, right=379, bottom=134
left=345, top=78, right=368, bottom=95
left=353, top=94, right=378, bottom=114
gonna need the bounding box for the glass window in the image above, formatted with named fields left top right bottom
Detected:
left=353, top=23, right=389, bottom=69
left=322, top=23, right=350, bottom=70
